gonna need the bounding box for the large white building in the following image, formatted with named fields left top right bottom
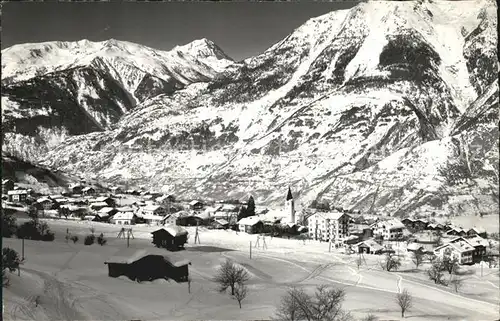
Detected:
left=307, top=211, right=351, bottom=246
left=371, top=219, right=405, bottom=241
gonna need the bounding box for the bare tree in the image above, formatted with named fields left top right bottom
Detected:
left=233, top=283, right=248, bottom=309
left=380, top=253, right=401, bottom=272
left=449, top=275, right=463, bottom=293
left=361, top=314, right=378, bottom=321
left=214, top=259, right=250, bottom=295
left=442, top=257, right=459, bottom=275
left=274, top=285, right=350, bottom=321
left=396, top=289, right=413, bottom=318
left=412, top=251, right=424, bottom=269
left=427, top=259, right=446, bottom=285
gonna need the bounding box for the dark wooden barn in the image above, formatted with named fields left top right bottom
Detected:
left=177, top=215, right=205, bottom=227
left=104, top=248, right=191, bottom=283
left=151, top=226, right=188, bottom=251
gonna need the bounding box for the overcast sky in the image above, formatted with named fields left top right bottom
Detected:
left=1, top=1, right=357, bottom=61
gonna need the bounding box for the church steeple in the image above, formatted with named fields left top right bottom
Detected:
left=286, top=186, right=293, bottom=201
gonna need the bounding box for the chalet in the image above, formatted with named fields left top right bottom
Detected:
left=402, top=218, right=428, bottom=230
left=7, top=190, right=28, bottom=203
left=144, top=214, right=164, bottom=226
left=104, top=248, right=191, bottom=282
left=467, top=227, right=487, bottom=238
left=372, top=219, right=405, bottom=241
left=69, top=184, right=84, bottom=194
left=307, top=211, right=351, bottom=245
left=350, top=224, right=373, bottom=240
left=95, top=207, right=117, bottom=221
left=426, top=223, right=444, bottom=231
left=212, top=218, right=229, bottom=229
left=407, top=243, right=425, bottom=253
left=156, top=194, right=176, bottom=205
left=142, top=205, right=166, bottom=217
left=151, top=225, right=188, bottom=250
left=446, top=227, right=467, bottom=237
left=111, top=212, right=136, bottom=225
left=82, top=186, right=96, bottom=196
left=177, top=215, right=205, bottom=227
left=162, top=213, right=179, bottom=226
left=93, top=196, right=116, bottom=207
left=90, top=202, right=109, bottom=211
left=2, top=179, right=15, bottom=193
left=355, top=239, right=384, bottom=255
left=189, top=200, right=204, bottom=211
left=35, top=197, right=57, bottom=210
left=110, top=186, right=123, bottom=194
left=452, top=236, right=488, bottom=263
left=434, top=240, right=474, bottom=265
left=238, top=216, right=263, bottom=234
left=126, top=189, right=141, bottom=196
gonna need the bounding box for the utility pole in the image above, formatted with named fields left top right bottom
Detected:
left=249, top=241, right=252, bottom=259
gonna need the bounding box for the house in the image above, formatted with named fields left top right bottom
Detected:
left=7, top=190, right=28, bottom=203
left=156, top=194, right=176, bottom=206
left=307, top=211, right=351, bottom=246
left=2, top=179, right=15, bottom=193
left=93, top=196, right=116, bottom=208
left=36, top=197, right=58, bottom=210
left=372, top=219, right=405, bottom=241
left=350, top=224, right=373, bottom=240
left=467, top=227, right=487, bottom=238
left=142, top=205, right=166, bottom=217
left=104, top=248, right=191, bottom=282
left=355, top=239, right=384, bottom=255
left=144, top=214, right=164, bottom=226
left=177, top=215, right=205, bottom=227
left=90, top=202, right=109, bottom=211
left=95, top=207, right=117, bottom=222
left=189, top=200, right=204, bottom=211
left=212, top=218, right=229, bottom=229
left=452, top=236, right=488, bottom=263
left=407, top=243, right=425, bottom=253
left=162, top=213, right=179, bottom=226
left=446, top=227, right=467, bottom=237
left=426, top=223, right=444, bottom=231
left=151, top=225, right=189, bottom=250
left=110, top=186, right=123, bottom=194
left=434, top=239, right=474, bottom=265
left=69, top=184, right=84, bottom=194
left=238, top=216, right=264, bottom=234
left=82, top=186, right=96, bottom=196
left=111, top=212, right=136, bottom=225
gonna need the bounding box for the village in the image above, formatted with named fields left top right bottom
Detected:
left=2, top=178, right=499, bottom=268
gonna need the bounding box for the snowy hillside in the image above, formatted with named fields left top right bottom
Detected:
left=1, top=38, right=233, bottom=161
left=6, top=0, right=500, bottom=217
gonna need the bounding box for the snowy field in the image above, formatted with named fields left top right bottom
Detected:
left=3, top=219, right=499, bottom=321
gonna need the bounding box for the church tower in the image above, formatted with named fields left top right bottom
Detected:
left=285, top=187, right=295, bottom=224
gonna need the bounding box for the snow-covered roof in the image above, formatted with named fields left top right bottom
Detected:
left=466, top=236, right=489, bottom=247
left=104, top=248, right=190, bottom=266
left=468, top=227, right=486, bottom=234
left=95, top=196, right=112, bottom=202
left=49, top=194, right=65, bottom=199
left=90, top=202, right=108, bottom=207
left=99, top=207, right=116, bottom=213
left=164, top=224, right=188, bottom=237
left=356, top=239, right=383, bottom=251
left=82, top=187, right=95, bottom=191
left=144, top=205, right=163, bottom=212
left=116, top=206, right=134, bottom=212
left=214, top=218, right=229, bottom=225
left=238, top=216, right=262, bottom=226
left=36, top=197, right=52, bottom=203
left=311, top=211, right=349, bottom=221
left=8, top=190, right=28, bottom=195
left=189, top=200, right=203, bottom=206
left=436, top=239, right=474, bottom=253
left=112, top=212, right=134, bottom=220
left=2, top=179, right=13, bottom=184
left=143, top=214, right=164, bottom=220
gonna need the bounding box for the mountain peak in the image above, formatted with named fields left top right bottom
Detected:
left=174, top=38, right=233, bottom=62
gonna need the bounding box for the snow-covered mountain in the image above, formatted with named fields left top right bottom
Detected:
left=1, top=38, right=233, bottom=160
left=5, top=0, right=499, bottom=217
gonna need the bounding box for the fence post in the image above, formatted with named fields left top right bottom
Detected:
left=250, top=241, right=252, bottom=259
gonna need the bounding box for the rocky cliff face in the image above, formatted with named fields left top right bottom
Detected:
left=4, top=0, right=499, bottom=217
left=1, top=38, right=233, bottom=161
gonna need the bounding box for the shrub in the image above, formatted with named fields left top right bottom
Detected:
left=41, top=231, right=55, bottom=242
left=97, top=233, right=107, bottom=246
left=2, top=247, right=20, bottom=272
left=84, top=234, right=95, bottom=245
left=1, top=213, right=18, bottom=238
left=70, top=235, right=79, bottom=244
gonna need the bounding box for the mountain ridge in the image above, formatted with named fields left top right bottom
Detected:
left=3, top=0, right=499, bottom=217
